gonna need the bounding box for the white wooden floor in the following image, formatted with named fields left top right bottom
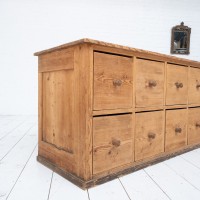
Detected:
left=1, top=116, right=200, bottom=200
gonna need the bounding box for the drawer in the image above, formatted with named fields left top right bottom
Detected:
left=188, top=108, right=200, bottom=145
left=94, top=52, right=133, bottom=110
left=93, top=114, right=133, bottom=175
left=166, top=64, right=188, bottom=105
left=135, top=111, right=164, bottom=161
left=165, top=109, right=187, bottom=152
left=188, top=67, right=200, bottom=104
left=135, top=59, right=164, bottom=107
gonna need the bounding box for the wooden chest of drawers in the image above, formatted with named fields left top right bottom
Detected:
left=34, top=38, right=200, bottom=189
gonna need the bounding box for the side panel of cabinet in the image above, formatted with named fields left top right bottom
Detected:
left=42, top=70, right=75, bottom=153
left=38, top=47, right=79, bottom=177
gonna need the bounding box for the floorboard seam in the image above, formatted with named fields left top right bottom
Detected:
left=193, top=150, right=200, bottom=156
left=0, top=123, right=36, bottom=161
left=164, top=162, right=200, bottom=192
left=47, top=172, right=54, bottom=200
left=143, top=169, right=172, bottom=200
left=118, top=178, right=132, bottom=200
left=0, top=118, right=14, bottom=127
left=86, top=189, right=90, bottom=200
left=0, top=117, right=30, bottom=140
left=180, top=155, right=200, bottom=170
left=5, top=144, right=37, bottom=200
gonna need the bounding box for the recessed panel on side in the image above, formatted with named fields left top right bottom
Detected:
left=42, top=70, right=75, bottom=154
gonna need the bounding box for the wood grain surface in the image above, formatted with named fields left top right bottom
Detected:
left=35, top=39, right=200, bottom=189
left=165, top=109, right=187, bottom=152
left=93, top=52, right=133, bottom=110
left=135, top=59, right=164, bottom=107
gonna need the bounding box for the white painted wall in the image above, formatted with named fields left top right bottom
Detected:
left=0, top=0, right=200, bottom=115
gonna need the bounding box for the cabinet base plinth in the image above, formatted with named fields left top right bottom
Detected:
left=37, top=143, right=200, bottom=190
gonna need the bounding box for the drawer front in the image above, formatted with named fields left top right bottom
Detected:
left=188, top=108, right=200, bottom=145
left=135, top=59, right=164, bottom=107
left=94, top=52, right=133, bottom=110
left=165, top=109, right=187, bottom=152
left=135, top=111, right=164, bottom=161
left=188, top=67, right=200, bottom=104
left=166, top=64, right=188, bottom=105
left=93, top=114, right=133, bottom=175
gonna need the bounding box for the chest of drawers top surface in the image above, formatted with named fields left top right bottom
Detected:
left=35, top=38, right=200, bottom=189
left=35, top=38, right=200, bottom=66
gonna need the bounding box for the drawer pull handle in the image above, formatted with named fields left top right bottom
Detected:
left=196, top=122, right=200, bottom=128
left=175, top=127, right=182, bottom=133
left=148, top=80, right=157, bottom=87
left=196, top=84, right=200, bottom=89
left=175, top=82, right=183, bottom=88
left=148, top=132, right=156, bottom=139
left=113, top=79, right=122, bottom=87
left=112, top=138, right=121, bottom=147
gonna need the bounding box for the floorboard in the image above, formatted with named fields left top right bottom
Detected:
left=0, top=117, right=36, bottom=160
left=145, top=161, right=200, bottom=200
left=120, top=169, right=170, bottom=200
left=194, top=148, right=200, bottom=155
left=0, top=116, right=29, bottom=140
left=88, top=179, right=130, bottom=200
left=164, top=156, right=200, bottom=191
left=48, top=173, right=89, bottom=200
left=0, top=123, right=37, bottom=199
left=181, top=151, right=200, bottom=169
left=1, top=115, right=200, bottom=200
left=7, top=147, right=53, bottom=200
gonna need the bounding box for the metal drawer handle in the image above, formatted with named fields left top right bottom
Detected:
left=175, top=127, right=182, bottom=133
left=148, top=132, right=156, bottom=139
left=196, top=122, right=200, bottom=128
left=148, top=80, right=157, bottom=87
left=113, top=79, right=122, bottom=87
left=112, top=138, right=121, bottom=147
left=175, top=82, right=183, bottom=88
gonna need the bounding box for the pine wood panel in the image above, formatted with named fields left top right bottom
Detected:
left=135, top=111, right=164, bottom=161
left=188, top=67, right=200, bottom=104
left=38, top=73, right=43, bottom=145
left=74, top=44, right=93, bottom=180
left=166, top=64, right=188, bottom=105
left=42, top=70, right=75, bottom=154
left=93, top=52, right=133, bottom=110
left=93, top=114, right=133, bottom=175
left=35, top=39, right=200, bottom=189
left=135, top=59, right=164, bottom=107
left=38, top=48, right=74, bottom=72
left=165, top=109, right=187, bottom=152
left=188, top=107, right=200, bottom=145
left=34, top=38, right=200, bottom=70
